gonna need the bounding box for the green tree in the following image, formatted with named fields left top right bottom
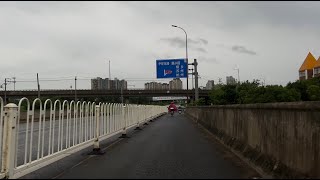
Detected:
left=194, top=98, right=206, bottom=106
left=306, top=85, right=320, bottom=101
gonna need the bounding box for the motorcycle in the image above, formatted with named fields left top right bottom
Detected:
left=169, top=107, right=175, bottom=116
left=178, top=109, right=182, bottom=114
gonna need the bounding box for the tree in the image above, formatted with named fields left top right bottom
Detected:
left=307, top=85, right=320, bottom=101
left=209, top=87, right=226, bottom=105
left=194, top=98, right=206, bottom=106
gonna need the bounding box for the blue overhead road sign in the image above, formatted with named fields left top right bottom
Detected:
left=156, top=59, right=188, bottom=79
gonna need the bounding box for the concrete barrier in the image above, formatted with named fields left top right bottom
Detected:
left=186, top=102, right=320, bottom=178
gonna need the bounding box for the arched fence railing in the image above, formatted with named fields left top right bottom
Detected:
left=0, top=97, right=167, bottom=179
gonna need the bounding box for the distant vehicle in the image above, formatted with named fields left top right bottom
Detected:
left=178, top=105, right=184, bottom=114
left=169, top=107, right=175, bottom=116
left=168, top=101, right=177, bottom=116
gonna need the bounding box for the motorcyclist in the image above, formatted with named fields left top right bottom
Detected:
left=177, top=105, right=182, bottom=113
left=167, top=101, right=178, bottom=113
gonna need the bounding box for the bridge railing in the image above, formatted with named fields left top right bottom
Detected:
left=0, top=97, right=167, bottom=179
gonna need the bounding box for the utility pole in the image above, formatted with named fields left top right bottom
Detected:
left=189, top=68, right=194, bottom=89
left=12, top=77, right=16, bottom=91
left=75, top=76, right=77, bottom=102
left=4, top=78, right=7, bottom=105
left=109, top=60, right=111, bottom=80
left=237, top=68, right=240, bottom=84
left=121, top=83, right=123, bottom=105
left=194, top=59, right=199, bottom=102
left=37, top=73, right=40, bottom=99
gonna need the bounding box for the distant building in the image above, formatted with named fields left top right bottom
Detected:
left=112, top=78, right=120, bottom=90
left=144, top=82, right=150, bottom=90
left=169, top=78, right=183, bottom=90
left=91, top=77, right=104, bottom=90
left=91, top=77, right=127, bottom=90
left=314, top=57, right=320, bottom=78
left=91, top=78, right=99, bottom=90
left=144, top=82, right=169, bottom=90
left=299, top=52, right=317, bottom=80
left=102, top=78, right=111, bottom=90
left=120, top=79, right=127, bottom=90
left=162, top=83, right=169, bottom=90
left=226, top=76, right=236, bottom=85
left=205, top=80, right=215, bottom=90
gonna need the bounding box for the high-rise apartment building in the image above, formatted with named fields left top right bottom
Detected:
left=205, top=80, right=215, bottom=90
left=226, top=76, right=236, bottom=85
left=169, top=78, right=183, bottom=90
left=91, top=77, right=127, bottom=90
left=144, top=82, right=169, bottom=90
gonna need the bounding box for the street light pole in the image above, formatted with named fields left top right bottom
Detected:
left=4, top=78, right=7, bottom=105
left=172, top=25, right=189, bottom=104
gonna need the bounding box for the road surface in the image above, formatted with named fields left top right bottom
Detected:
left=53, top=113, right=260, bottom=179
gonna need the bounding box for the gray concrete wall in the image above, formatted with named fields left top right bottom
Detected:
left=186, top=102, right=320, bottom=178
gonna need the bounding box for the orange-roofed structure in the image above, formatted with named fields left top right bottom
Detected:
left=313, top=57, right=320, bottom=77
left=299, top=52, right=317, bottom=80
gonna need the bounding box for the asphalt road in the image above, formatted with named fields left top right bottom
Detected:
left=54, top=113, right=259, bottom=179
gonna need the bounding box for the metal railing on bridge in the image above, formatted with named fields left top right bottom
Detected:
left=0, top=97, right=167, bottom=179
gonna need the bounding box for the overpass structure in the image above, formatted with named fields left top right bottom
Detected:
left=0, top=89, right=211, bottom=99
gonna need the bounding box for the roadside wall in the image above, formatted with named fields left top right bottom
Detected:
left=186, top=102, right=320, bottom=178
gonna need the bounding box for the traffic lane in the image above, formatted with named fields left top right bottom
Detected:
left=57, top=113, right=252, bottom=179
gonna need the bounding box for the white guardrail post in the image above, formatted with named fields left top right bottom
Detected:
left=88, top=105, right=104, bottom=155
left=134, top=105, right=142, bottom=130
left=1, top=103, right=18, bottom=178
left=143, top=105, right=148, bottom=125
left=120, top=104, right=128, bottom=138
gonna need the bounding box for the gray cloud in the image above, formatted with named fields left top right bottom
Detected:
left=195, top=48, right=207, bottom=53
left=231, top=45, right=257, bottom=55
left=160, top=37, right=209, bottom=53
left=160, top=37, right=185, bottom=48
left=161, top=37, right=208, bottom=46
left=199, top=38, right=208, bottom=45
left=198, top=56, right=219, bottom=64
left=188, top=38, right=205, bottom=45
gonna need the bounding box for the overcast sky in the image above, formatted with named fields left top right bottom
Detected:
left=1, top=1, right=320, bottom=90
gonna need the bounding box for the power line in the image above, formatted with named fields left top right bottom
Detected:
left=15, top=79, right=74, bottom=82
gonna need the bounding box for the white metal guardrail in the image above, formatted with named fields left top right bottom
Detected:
left=0, top=97, right=166, bottom=179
